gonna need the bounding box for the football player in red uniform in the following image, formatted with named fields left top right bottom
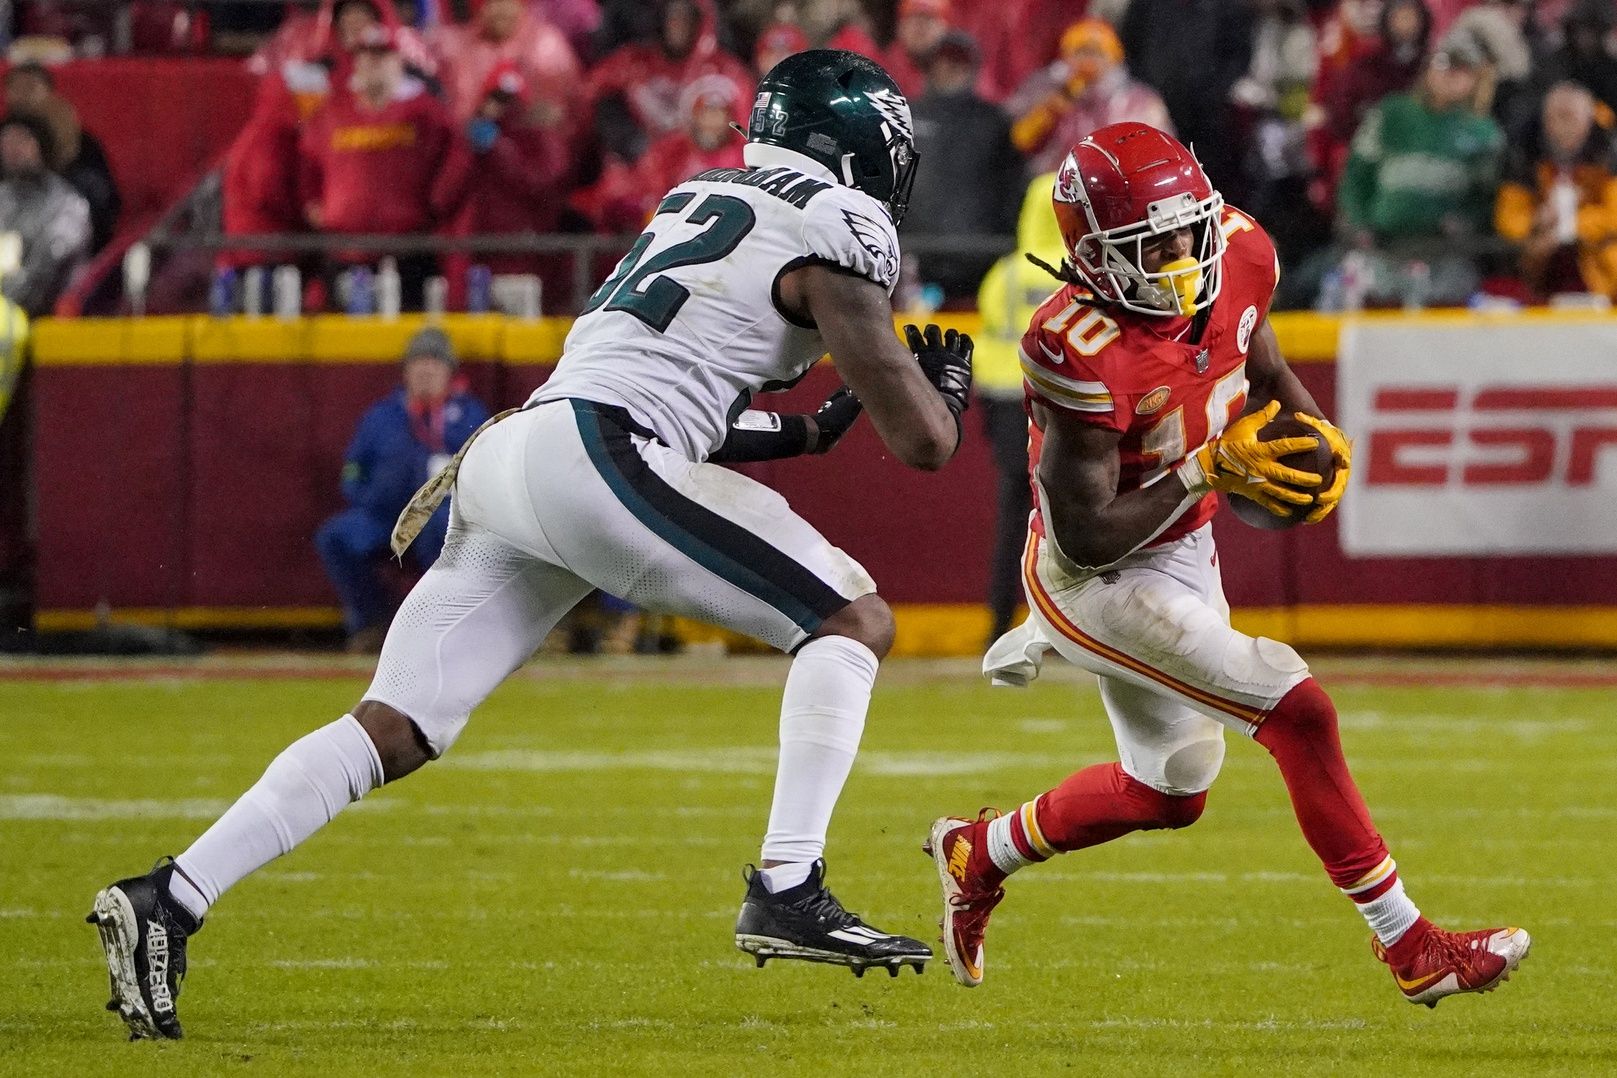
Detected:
left=926, top=123, right=1529, bottom=1006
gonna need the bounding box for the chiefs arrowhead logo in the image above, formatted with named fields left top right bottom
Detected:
left=1236, top=304, right=1259, bottom=354
left=1055, top=153, right=1083, bottom=206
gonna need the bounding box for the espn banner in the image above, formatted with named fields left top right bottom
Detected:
left=1337, top=318, right=1617, bottom=556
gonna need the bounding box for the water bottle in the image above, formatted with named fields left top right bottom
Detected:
left=1403, top=260, right=1430, bottom=312
left=376, top=257, right=402, bottom=319
left=345, top=265, right=376, bottom=316
left=209, top=267, right=238, bottom=316
left=272, top=265, right=302, bottom=320
left=1317, top=267, right=1344, bottom=313
left=516, top=274, right=542, bottom=319
left=466, top=264, right=492, bottom=314
left=123, top=242, right=151, bottom=316
left=1340, top=251, right=1369, bottom=313
left=242, top=266, right=266, bottom=317
left=423, top=275, right=448, bottom=316
left=492, top=273, right=542, bottom=319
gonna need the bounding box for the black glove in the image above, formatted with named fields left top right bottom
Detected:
left=809, top=386, right=862, bottom=454
left=905, top=323, right=973, bottom=423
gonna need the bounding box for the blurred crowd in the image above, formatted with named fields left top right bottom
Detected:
left=7, top=0, right=1617, bottom=314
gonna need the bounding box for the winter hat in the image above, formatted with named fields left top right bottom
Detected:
left=403, top=326, right=457, bottom=368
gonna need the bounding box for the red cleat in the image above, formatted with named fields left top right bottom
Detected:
left=923, top=812, right=1005, bottom=987
left=1373, top=920, right=1531, bottom=1007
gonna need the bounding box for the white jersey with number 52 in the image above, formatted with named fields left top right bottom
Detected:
left=530, top=160, right=901, bottom=461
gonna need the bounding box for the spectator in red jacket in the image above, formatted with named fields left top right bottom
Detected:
left=952, top=0, right=1073, bottom=104
left=753, top=20, right=809, bottom=78
left=1309, top=0, right=1432, bottom=209
left=584, top=0, right=751, bottom=162
left=882, top=0, right=952, bottom=100
left=445, top=61, right=570, bottom=309
left=300, top=25, right=470, bottom=306
left=252, top=0, right=438, bottom=114
left=1007, top=18, right=1174, bottom=174
left=429, top=0, right=582, bottom=125
left=573, top=73, right=744, bottom=233
left=221, top=74, right=305, bottom=270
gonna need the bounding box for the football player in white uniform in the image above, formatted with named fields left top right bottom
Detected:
left=89, top=51, right=974, bottom=1039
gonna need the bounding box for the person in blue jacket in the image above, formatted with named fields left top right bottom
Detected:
left=316, top=326, right=490, bottom=651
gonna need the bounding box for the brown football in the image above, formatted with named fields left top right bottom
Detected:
left=1225, top=414, right=1336, bottom=530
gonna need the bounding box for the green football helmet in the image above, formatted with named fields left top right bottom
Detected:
left=747, top=49, right=919, bottom=224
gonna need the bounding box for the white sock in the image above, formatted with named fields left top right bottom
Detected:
left=168, top=715, right=384, bottom=920
left=985, top=806, right=1043, bottom=876
left=1356, top=877, right=1422, bottom=946
left=759, top=635, right=877, bottom=868
left=757, top=862, right=814, bottom=893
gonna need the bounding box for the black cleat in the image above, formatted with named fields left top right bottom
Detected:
left=734, top=860, right=931, bottom=977
left=87, top=858, right=202, bottom=1040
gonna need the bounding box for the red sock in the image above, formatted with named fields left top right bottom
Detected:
left=977, top=763, right=1206, bottom=884
left=1038, top=762, right=1206, bottom=850
left=1254, top=678, right=1390, bottom=889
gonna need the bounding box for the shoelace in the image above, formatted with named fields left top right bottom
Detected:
left=1423, top=929, right=1476, bottom=973
left=949, top=885, right=1005, bottom=913
left=790, top=886, right=865, bottom=930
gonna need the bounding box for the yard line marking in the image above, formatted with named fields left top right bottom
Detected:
left=438, top=748, right=1081, bottom=776
left=0, top=794, right=231, bottom=821
left=567, top=869, right=667, bottom=882
left=5, top=653, right=1617, bottom=687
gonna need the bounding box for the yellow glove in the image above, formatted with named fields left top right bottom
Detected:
left=1295, top=412, right=1352, bottom=524
left=1178, top=400, right=1322, bottom=517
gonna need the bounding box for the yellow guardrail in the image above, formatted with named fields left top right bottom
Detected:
left=30, top=310, right=1373, bottom=367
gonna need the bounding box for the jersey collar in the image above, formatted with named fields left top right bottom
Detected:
left=742, top=143, right=838, bottom=184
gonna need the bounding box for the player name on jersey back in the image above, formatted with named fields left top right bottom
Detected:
left=531, top=165, right=900, bottom=462
left=689, top=165, right=833, bottom=209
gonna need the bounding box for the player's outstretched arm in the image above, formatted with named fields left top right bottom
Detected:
left=1034, top=400, right=1204, bottom=569
left=783, top=265, right=961, bottom=471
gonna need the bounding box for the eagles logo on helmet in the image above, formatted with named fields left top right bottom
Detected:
left=744, top=50, right=920, bottom=225
left=1044, top=122, right=1228, bottom=319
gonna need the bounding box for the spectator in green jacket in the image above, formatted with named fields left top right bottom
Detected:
left=1335, top=38, right=1504, bottom=306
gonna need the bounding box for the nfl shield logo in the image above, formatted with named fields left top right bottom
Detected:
left=1194, top=348, right=1210, bottom=374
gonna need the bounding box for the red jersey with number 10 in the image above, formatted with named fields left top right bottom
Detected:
left=1020, top=206, right=1280, bottom=549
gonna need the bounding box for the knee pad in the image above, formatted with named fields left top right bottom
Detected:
left=1159, top=735, right=1226, bottom=796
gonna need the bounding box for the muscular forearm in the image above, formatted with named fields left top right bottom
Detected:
left=1246, top=321, right=1323, bottom=420
left=1043, top=472, right=1199, bottom=569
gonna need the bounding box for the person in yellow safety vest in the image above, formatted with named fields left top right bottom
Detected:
left=0, top=293, right=28, bottom=426
left=974, top=171, right=1061, bottom=644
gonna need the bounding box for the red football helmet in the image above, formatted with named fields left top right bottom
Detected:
left=1052, top=122, right=1226, bottom=318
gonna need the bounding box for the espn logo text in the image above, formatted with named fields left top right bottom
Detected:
left=1366, top=386, right=1617, bottom=486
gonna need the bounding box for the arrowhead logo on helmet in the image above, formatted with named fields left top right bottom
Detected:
left=1049, top=122, right=1228, bottom=319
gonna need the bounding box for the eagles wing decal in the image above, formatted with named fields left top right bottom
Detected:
left=841, top=209, right=899, bottom=285
left=865, top=86, right=913, bottom=142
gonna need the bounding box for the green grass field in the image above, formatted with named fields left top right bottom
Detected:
left=3, top=655, right=1615, bottom=1076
